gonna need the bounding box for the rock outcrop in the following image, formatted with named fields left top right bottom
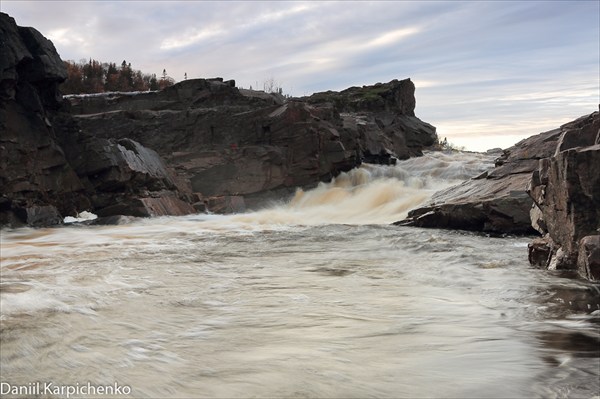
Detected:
left=396, top=128, right=564, bottom=234
left=527, top=111, right=600, bottom=281
left=1, top=12, right=437, bottom=226
left=306, top=80, right=436, bottom=162
left=396, top=109, right=600, bottom=282
left=0, top=13, right=194, bottom=226
left=0, top=12, right=89, bottom=226
left=69, top=78, right=437, bottom=212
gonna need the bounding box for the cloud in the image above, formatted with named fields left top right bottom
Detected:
left=251, top=3, right=313, bottom=24
left=160, top=25, right=225, bottom=50
left=156, top=2, right=315, bottom=51
left=367, top=27, right=421, bottom=47
left=46, top=28, right=86, bottom=48
left=1, top=0, right=598, bottom=151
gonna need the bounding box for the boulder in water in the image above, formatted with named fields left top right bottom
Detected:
left=205, top=196, right=246, bottom=214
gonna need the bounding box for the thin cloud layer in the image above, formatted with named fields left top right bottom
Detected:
left=2, top=0, right=598, bottom=151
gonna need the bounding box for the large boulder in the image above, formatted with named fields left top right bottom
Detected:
left=66, top=135, right=194, bottom=217
left=527, top=111, right=600, bottom=281
left=396, top=127, right=563, bottom=234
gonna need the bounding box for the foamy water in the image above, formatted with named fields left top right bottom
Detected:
left=1, top=151, right=598, bottom=399
left=233, top=151, right=494, bottom=226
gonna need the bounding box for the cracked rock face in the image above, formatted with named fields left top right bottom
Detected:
left=527, top=111, right=600, bottom=281
left=0, top=12, right=88, bottom=226
left=0, top=12, right=194, bottom=226
left=69, top=77, right=437, bottom=212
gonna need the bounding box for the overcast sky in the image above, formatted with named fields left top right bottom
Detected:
left=2, top=1, right=598, bottom=151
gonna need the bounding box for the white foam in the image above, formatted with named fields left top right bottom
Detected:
left=220, top=151, right=493, bottom=227
left=64, top=211, right=98, bottom=223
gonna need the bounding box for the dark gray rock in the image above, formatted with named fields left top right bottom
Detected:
left=0, top=12, right=196, bottom=226
left=70, top=78, right=437, bottom=212
left=0, top=12, right=90, bottom=226
left=16, top=26, right=68, bottom=85
left=577, top=235, right=600, bottom=281
left=554, top=111, right=600, bottom=153
left=307, top=79, right=417, bottom=115
left=93, top=196, right=195, bottom=218
left=527, top=111, right=600, bottom=280
left=21, top=205, right=63, bottom=227
left=73, top=137, right=176, bottom=192
left=308, top=79, right=437, bottom=161
left=1, top=13, right=33, bottom=94
left=528, top=237, right=553, bottom=267
left=205, top=196, right=247, bottom=214
left=89, top=215, right=137, bottom=226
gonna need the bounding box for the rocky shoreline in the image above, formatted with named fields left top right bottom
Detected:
left=1, top=12, right=598, bottom=281
left=398, top=110, right=599, bottom=281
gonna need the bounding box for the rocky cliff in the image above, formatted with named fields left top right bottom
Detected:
left=0, top=12, right=89, bottom=226
left=527, top=111, right=600, bottom=281
left=68, top=77, right=437, bottom=213
left=0, top=12, right=437, bottom=226
left=0, top=13, right=195, bottom=226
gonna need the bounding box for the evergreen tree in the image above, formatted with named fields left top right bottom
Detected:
left=81, top=59, right=103, bottom=93
left=149, top=73, right=159, bottom=91
left=159, top=69, right=175, bottom=89
left=132, top=70, right=146, bottom=91
left=104, top=62, right=119, bottom=92
left=118, top=60, right=133, bottom=91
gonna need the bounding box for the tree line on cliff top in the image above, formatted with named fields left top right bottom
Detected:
left=60, top=58, right=176, bottom=95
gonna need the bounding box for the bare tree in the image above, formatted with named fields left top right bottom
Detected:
left=263, top=77, right=281, bottom=94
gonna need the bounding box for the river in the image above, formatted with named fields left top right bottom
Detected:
left=1, top=152, right=599, bottom=398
